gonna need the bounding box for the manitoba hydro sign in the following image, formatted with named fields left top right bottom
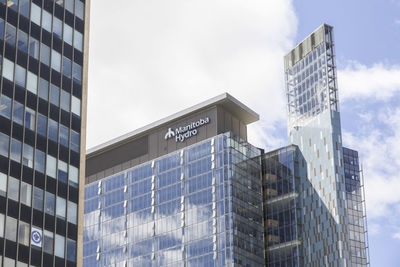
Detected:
left=165, top=117, right=210, bottom=142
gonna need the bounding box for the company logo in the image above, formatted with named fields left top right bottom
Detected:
left=31, top=229, right=42, bottom=247
left=165, top=117, right=210, bottom=142
left=164, top=128, right=175, bottom=140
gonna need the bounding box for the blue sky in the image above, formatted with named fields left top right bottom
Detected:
left=87, top=1, right=400, bottom=265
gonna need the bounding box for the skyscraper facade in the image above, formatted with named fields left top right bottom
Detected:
left=282, top=24, right=369, bottom=266
left=0, top=0, right=89, bottom=266
left=83, top=94, right=265, bottom=267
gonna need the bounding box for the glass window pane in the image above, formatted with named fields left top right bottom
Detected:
left=8, top=176, right=20, bottom=202
left=53, top=16, right=62, bottom=39
left=17, top=29, right=28, bottom=53
left=4, top=257, right=15, bottom=266
left=40, top=43, right=50, bottom=66
left=42, top=9, right=52, bottom=32
left=0, top=132, right=9, bottom=157
left=22, top=143, right=34, bottom=168
left=5, top=23, right=16, bottom=46
left=3, top=58, right=15, bottom=82
left=15, top=64, right=26, bottom=87
left=0, top=18, right=4, bottom=38
left=37, top=113, right=47, bottom=136
left=60, top=124, right=69, bottom=148
left=45, top=191, right=55, bottom=215
left=43, top=230, right=54, bottom=254
left=60, top=90, right=70, bottom=112
left=62, top=56, right=71, bottom=77
left=73, top=62, right=82, bottom=84
left=13, top=100, right=24, bottom=125
left=20, top=181, right=32, bottom=206
left=65, top=0, right=73, bottom=13
left=35, top=149, right=45, bottom=173
left=67, top=201, right=77, bottom=224
left=29, top=36, right=40, bottom=59
left=46, top=154, right=57, bottom=178
left=75, top=0, right=84, bottom=19
left=55, top=234, right=65, bottom=258
left=18, top=221, right=30, bottom=245
left=27, top=71, right=38, bottom=94
left=39, top=78, right=49, bottom=100
left=67, top=238, right=76, bottom=262
left=10, top=138, right=22, bottom=162
left=63, top=23, right=73, bottom=45
left=50, top=84, right=60, bottom=106
left=31, top=3, right=41, bottom=26
left=70, top=130, right=79, bottom=152
left=71, top=96, right=81, bottom=117
left=25, top=106, right=36, bottom=131
left=69, top=165, right=78, bottom=188
left=8, top=0, right=18, bottom=12
left=0, top=213, right=4, bottom=238
left=0, top=95, right=12, bottom=119
left=48, top=119, right=58, bottom=142
left=58, top=160, right=68, bottom=184
left=33, top=187, right=43, bottom=211
left=5, top=216, right=17, bottom=241
left=20, top=0, right=30, bottom=17
left=0, top=173, right=7, bottom=197
left=73, top=30, right=83, bottom=52
left=51, top=49, right=61, bottom=72
left=56, top=196, right=66, bottom=219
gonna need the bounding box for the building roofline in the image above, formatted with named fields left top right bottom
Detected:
left=86, top=92, right=259, bottom=157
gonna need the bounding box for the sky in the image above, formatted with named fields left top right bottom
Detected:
left=87, top=0, right=400, bottom=265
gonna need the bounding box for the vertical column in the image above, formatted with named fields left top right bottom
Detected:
left=211, top=138, right=218, bottom=260
left=123, top=171, right=128, bottom=266
left=96, top=180, right=102, bottom=263
left=180, top=150, right=186, bottom=266
left=151, top=160, right=156, bottom=262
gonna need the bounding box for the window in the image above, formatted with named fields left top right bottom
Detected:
left=0, top=95, right=12, bottom=119
left=56, top=196, right=66, bottom=218
left=15, top=64, right=26, bottom=87
left=50, top=84, right=60, bottom=106
left=35, top=149, right=45, bottom=173
left=63, top=23, right=73, bottom=45
left=29, top=36, right=40, bottom=59
left=31, top=3, right=41, bottom=26
left=8, top=176, right=19, bottom=201
left=65, top=0, right=74, bottom=13
left=40, top=43, right=50, bottom=66
left=39, top=78, right=49, bottom=100
left=67, top=201, right=77, bottom=224
left=7, top=0, right=18, bottom=11
left=45, top=191, right=55, bottom=215
left=55, top=234, right=65, bottom=258
left=10, top=138, right=22, bottom=162
left=71, top=130, right=80, bottom=152
left=0, top=173, right=7, bottom=197
left=27, top=71, right=38, bottom=94
left=22, top=143, right=34, bottom=168
left=73, top=62, right=82, bottom=84
left=73, top=30, right=83, bottom=51
left=71, top=95, right=81, bottom=117
left=53, top=16, right=63, bottom=39
left=0, top=132, right=9, bottom=157
left=60, top=125, right=69, bottom=148
left=25, top=107, right=36, bottom=131
left=51, top=49, right=61, bottom=72
left=60, top=90, right=70, bottom=112
left=46, top=155, right=57, bottom=178
left=5, top=216, right=17, bottom=241
left=33, top=187, right=44, bottom=211
left=67, top=239, right=77, bottom=262
left=18, top=221, right=30, bottom=245
left=3, top=58, right=15, bottom=82
left=20, top=0, right=30, bottom=18
left=20, top=181, right=32, bottom=207
left=42, top=9, right=52, bottom=33
left=37, top=113, right=47, bottom=137
left=69, top=165, right=78, bottom=188
left=13, top=100, right=24, bottom=125
left=48, top=119, right=58, bottom=142
left=58, top=160, right=68, bottom=184
left=62, top=56, right=72, bottom=77
left=0, top=213, right=4, bottom=237
left=44, top=230, right=54, bottom=254
left=0, top=18, right=3, bottom=38
left=17, top=29, right=28, bottom=53
left=5, top=23, right=16, bottom=46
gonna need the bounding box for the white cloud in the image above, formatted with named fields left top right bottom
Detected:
left=338, top=62, right=400, bottom=101
left=393, top=232, right=400, bottom=240
left=343, top=107, right=400, bottom=218
left=87, top=0, right=297, bottom=149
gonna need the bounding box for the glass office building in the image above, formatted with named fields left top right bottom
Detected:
left=0, top=0, right=89, bottom=266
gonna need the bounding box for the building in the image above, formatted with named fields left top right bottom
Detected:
left=278, top=24, right=369, bottom=266
left=0, top=0, right=90, bottom=266
left=83, top=94, right=265, bottom=267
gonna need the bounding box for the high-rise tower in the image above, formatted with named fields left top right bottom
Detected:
left=0, top=0, right=90, bottom=266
